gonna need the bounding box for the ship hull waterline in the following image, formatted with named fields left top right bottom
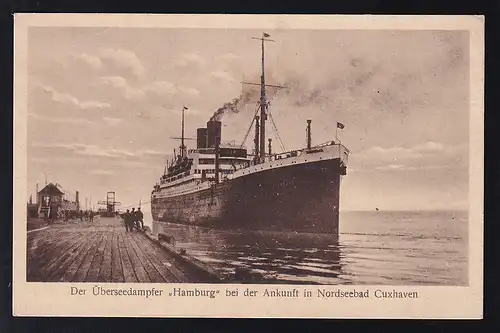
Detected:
left=151, top=158, right=344, bottom=236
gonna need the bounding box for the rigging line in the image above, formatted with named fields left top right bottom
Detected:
left=117, top=201, right=152, bottom=210
left=99, top=200, right=152, bottom=211
left=273, top=130, right=283, bottom=154
left=269, top=115, right=285, bottom=153
left=268, top=111, right=286, bottom=152
left=239, top=103, right=261, bottom=149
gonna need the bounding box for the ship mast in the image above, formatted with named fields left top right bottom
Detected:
left=180, top=106, right=187, bottom=158
left=170, top=106, right=196, bottom=162
left=259, top=35, right=267, bottom=162
left=243, top=32, right=284, bottom=164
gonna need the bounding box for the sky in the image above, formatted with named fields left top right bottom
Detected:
left=26, top=27, right=470, bottom=213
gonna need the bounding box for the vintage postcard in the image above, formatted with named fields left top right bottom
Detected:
left=13, top=14, right=484, bottom=318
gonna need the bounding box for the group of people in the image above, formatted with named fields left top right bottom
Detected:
left=122, top=207, right=144, bottom=232
left=78, top=210, right=95, bottom=222
left=56, top=209, right=94, bottom=222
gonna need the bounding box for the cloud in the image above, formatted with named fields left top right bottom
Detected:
left=375, top=164, right=450, bottom=171
left=140, top=149, right=170, bottom=156
left=177, top=86, right=200, bottom=97
left=79, top=101, right=111, bottom=109
left=98, top=48, right=145, bottom=77
left=413, top=141, right=445, bottom=153
left=102, top=117, right=122, bottom=126
left=360, top=141, right=446, bottom=160
left=75, top=145, right=116, bottom=157
left=180, top=107, right=203, bottom=115
left=29, top=142, right=136, bottom=158
left=29, top=157, right=50, bottom=164
left=358, top=145, right=419, bottom=161
left=98, top=76, right=145, bottom=100
left=142, top=81, right=200, bottom=98
left=355, top=141, right=467, bottom=171
left=38, top=85, right=111, bottom=110
left=98, top=76, right=197, bottom=101
left=28, top=113, right=93, bottom=125
left=377, top=164, right=404, bottom=170
left=90, top=169, right=114, bottom=176
left=220, top=53, right=240, bottom=61
left=107, top=148, right=138, bottom=157
left=173, top=53, right=206, bottom=67
left=77, top=146, right=139, bottom=158
left=143, top=81, right=177, bottom=95
left=70, top=53, right=103, bottom=70
left=29, top=142, right=170, bottom=160
left=211, top=71, right=236, bottom=82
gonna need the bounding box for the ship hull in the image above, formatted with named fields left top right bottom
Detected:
left=151, top=158, right=344, bottom=234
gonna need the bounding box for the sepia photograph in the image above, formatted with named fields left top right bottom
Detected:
left=14, top=14, right=483, bottom=318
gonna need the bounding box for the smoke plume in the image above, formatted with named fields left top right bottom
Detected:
left=209, top=65, right=359, bottom=122
left=209, top=88, right=260, bottom=121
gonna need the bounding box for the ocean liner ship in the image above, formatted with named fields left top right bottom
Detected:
left=151, top=33, right=349, bottom=235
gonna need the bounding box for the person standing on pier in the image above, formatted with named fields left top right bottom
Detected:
left=124, top=209, right=131, bottom=232
left=130, top=208, right=136, bottom=231
left=136, top=207, right=144, bottom=230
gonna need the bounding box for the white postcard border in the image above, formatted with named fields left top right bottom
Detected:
left=13, top=14, right=484, bottom=319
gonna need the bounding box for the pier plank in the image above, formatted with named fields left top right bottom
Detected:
left=123, top=232, right=151, bottom=283
left=29, top=230, right=87, bottom=281
left=26, top=217, right=215, bottom=284
left=46, top=232, right=95, bottom=282
left=128, top=233, right=165, bottom=282
left=60, top=231, right=100, bottom=282
left=97, top=230, right=114, bottom=282
left=133, top=234, right=187, bottom=282
left=72, top=233, right=105, bottom=282
left=110, top=232, right=125, bottom=282
left=27, top=229, right=86, bottom=280
left=86, top=232, right=109, bottom=282
left=118, top=232, right=138, bottom=283
left=144, top=237, right=195, bottom=282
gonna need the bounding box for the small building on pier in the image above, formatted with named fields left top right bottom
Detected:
left=36, top=183, right=80, bottom=220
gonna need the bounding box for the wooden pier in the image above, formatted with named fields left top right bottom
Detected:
left=27, top=216, right=217, bottom=283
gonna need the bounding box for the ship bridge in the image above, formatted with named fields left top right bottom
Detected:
left=153, top=120, right=253, bottom=196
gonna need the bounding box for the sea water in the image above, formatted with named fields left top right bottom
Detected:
left=144, top=210, right=468, bottom=285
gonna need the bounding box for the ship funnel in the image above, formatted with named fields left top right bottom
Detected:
left=196, top=128, right=208, bottom=149
left=207, top=120, right=222, bottom=148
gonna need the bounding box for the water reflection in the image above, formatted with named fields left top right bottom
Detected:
left=153, top=222, right=343, bottom=284
left=151, top=211, right=468, bottom=285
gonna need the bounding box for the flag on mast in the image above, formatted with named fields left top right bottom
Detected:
left=183, top=106, right=188, bottom=110
left=337, top=122, right=345, bottom=129
left=263, top=32, right=270, bottom=37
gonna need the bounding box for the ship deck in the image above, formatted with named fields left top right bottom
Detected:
left=26, top=216, right=216, bottom=283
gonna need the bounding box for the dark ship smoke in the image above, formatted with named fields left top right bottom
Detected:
left=209, top=88, right=260, bottom=121
left=209, top=68, right=345, bottom=122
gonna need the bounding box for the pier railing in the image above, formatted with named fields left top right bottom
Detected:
left=245, top=140, right=348, bottom=166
